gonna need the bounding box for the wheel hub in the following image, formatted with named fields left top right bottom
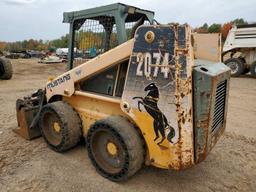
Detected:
left=106, top=141, right=118, bottom=156
left=227, top=61, right=239, bottom=74
left=53, top=122, right=61, bottom=133
left=90, top=128, right=126, bottom=174
left=41, top=111, right=62, bottom=146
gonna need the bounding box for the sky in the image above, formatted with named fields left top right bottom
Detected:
left=0, top=0, right=255, bottom=42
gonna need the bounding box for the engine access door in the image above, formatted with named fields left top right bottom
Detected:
left=121, top=25, right=194, bottom=169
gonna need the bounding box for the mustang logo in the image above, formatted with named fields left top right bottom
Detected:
left=133, top=83, right=176, bottom=144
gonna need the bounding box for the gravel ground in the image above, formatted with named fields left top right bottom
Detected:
left=0, top=59, right=255, bottom=192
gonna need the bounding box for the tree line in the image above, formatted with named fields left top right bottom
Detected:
left=0, top=18, right=249, bottom=52
left=194, top=18, right=248, bottom=40
left=0, top=34, right=69, bottom=52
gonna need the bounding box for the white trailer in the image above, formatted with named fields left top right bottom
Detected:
left=223, top=24, right=256, bottom=77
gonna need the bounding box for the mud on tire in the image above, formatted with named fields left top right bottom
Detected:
left=87, top=116, right=145, bottom=182
left=0, top=58, right=13, bottom=80
left=39, top=101, right=82, bottom=152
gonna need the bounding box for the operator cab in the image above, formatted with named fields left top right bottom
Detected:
left=80, top=60, right=129, bottom=97
left=63, top=3, right=154, bottom=69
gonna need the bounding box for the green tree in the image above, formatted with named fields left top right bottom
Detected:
left=49, top=34, right=69, bottom=49
left=232, top=18, right=248, bottom=26
left=202, top=23, right=208, bottom=30
left=208, top=23, right=222, bottom=33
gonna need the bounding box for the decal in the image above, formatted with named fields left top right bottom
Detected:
left=75, top=69, right=82, bottom=76
left=135, top=52, right=174, bottom=79
left=122, top=26, right=187, bottom=147
left=47, top=74, right=71, bottom=89
left=133, top=83, right=175, bottom=145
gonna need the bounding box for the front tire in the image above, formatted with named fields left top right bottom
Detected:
left=39, top=101, right=82, bottom=152
left=87, top=116, right=144, bottom=181
left=224, top=58, right=245, bottom=77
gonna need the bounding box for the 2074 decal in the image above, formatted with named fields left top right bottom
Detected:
left=135, top=52, right=175, bottom=79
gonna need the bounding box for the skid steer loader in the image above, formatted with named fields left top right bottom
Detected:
left=15, top=3, right=231, bottom=181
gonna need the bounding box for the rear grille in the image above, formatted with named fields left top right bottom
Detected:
left=211, top=80, right=227, bottom=133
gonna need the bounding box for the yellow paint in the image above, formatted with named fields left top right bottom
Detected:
left=107, top=142, right=118, bottom=156
left=132, top=110, right=173, bottom=169
left=63, top=94, right=179, bottom=169
left=63, top=94, right=123, bottom=137
left=53, top=122, right=61, bottom=133
left=47, top=76, right=55, bottom=82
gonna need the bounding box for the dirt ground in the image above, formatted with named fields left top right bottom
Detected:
left=0, top=59, right=255, bottom=192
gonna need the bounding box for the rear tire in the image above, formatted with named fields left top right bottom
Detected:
left=87, top=116, right=144, bottom=181
left=250, top=61, right=256, bottom=78
left=224, top=58, right=245, bottom=77
left=0, top=58, right=13, bottom=80
left=39, top=101, right=82, bottom=152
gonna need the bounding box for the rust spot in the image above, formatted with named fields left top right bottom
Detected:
left=195, top=117, right=210, bottom=163
left=170, top=25, right=194, bottom=170
left=158, top=145, right=169, bottom=150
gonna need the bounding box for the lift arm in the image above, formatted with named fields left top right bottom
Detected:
left=46, top=39, right=134, bottom=102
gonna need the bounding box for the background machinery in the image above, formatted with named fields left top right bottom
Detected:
left=223, top=24, right=256, bottom=77
left=15, top=3, right=231, bottom=181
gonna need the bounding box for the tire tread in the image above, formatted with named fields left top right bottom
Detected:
left=87, top=115, right=144, bottom=181
left=39, top=101, right=82, bottom=152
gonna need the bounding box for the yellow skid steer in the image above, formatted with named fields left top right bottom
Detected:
left=15, top=3, right=230, bottom=181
